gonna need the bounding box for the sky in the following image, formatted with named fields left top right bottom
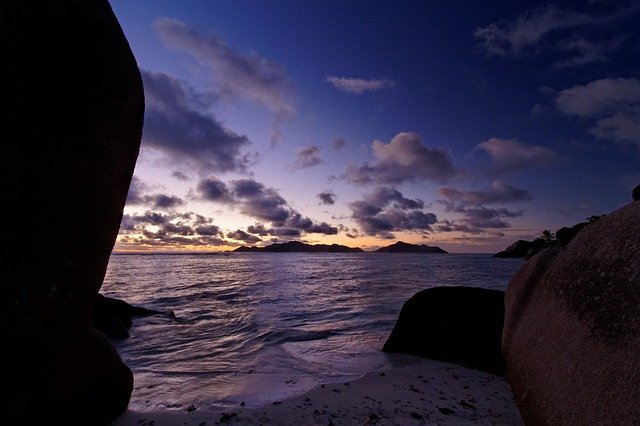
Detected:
left=109, top=0, right=640, bottom=253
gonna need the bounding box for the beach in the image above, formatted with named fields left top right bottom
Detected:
left=114, top=354, right=522, bottom=425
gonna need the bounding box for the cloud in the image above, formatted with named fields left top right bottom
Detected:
left=590, top=108, right=640, bottom=143
left=437, top=203, right=524, bottom=234
left=232, top=180, right=290, bottom=223
left=171, top=170, right=191, bottom=181
left=555, top=78, right=640, bottom=117
left=126, top=176, right=148, bottom=205
left=474, top=5, right=634, bottom=67
left=125, top=177, right=186, bottom=210
left=117, top=211, right=230, bottom=250
left=343, top=132, right=456, bottom=185
left=146, top=194, right=185, bottom=210
left=460, top=206, right=522, bottom=229
left=154, top=18, right=295, bottom=117
left=331, top=138, right=347, bottom=151
left=226, top=229, right=262, bottom=244
left=349, top=187, right=436, bottom=237
left=435, top=181, right=532, bottom=234
left=326, top=76, right=396, bottom=94
left=318, top=190, right=336, bottom=205
left=555, top=78, right=640, bottom=144
left=142, top=70, right=252, bottom=173
left=553, top=36, right=624, bottom=69
left=293, top=145, right=323, bottom=169
left=197, top=177, right=234, bottom=203
left=195, top=224, right=221, bottom=236
left=476, top=138, right=556, bottom=174
left=437, top=181, right=532, bottom=205
left=196, top=178, right=338, bottom=236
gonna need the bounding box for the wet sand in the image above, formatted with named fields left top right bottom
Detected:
left=113, top=355, right=522, bottom=425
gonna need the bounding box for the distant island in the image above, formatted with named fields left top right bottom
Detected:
left=234, top=241, right=364, bottom=253
left=234, top=240, right=447, bottom=253
left=374, top=241, right=448, bottom=253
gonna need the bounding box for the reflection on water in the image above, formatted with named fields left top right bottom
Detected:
left=102, top=253, right=521, bottom=411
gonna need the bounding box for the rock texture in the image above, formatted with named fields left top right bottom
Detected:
left=1, top=1, right=143, bottom=424
left=383, top=287, right=506, bottom=376
left=503, top=201, right=640, bottom=423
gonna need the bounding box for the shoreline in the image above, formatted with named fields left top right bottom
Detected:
left=113, top=354, right=522, bottom=425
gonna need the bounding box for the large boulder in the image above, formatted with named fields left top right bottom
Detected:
left=1, top=1, right=143, bottom=424
left=383, top=286, right=506, bottom=376
left=503, top=200, right=640, bottom=423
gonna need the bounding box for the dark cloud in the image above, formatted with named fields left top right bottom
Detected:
left=247, top=223, right=269, bottom=236
left=154, top=18, right=295, bottom=117
left=131, top=211, right=170, bottom=225
left=436, top=200, right=524, bottom=234
left=326, top=76, right=396, bottom=94
left=232, top=179, right=265, bottom=198
left=142, top=70, right=251, bottom=174
left=126, top=176, right=147, bottom=205
left=172, top=170, right=191, bottom=181
left=338, top=224, right=362, bottom=239
left=331, top=138, right=347, bottom=151
left=343, top=132, right=456, bottom=185
left=349, top=187, right=436, bottom=237
left=434, top=181, right=531, bottom=234
left=197, top=177, right=234, bottom=203
left=293, top=145, right=323, bottom=169
left=266, top=227, right=302, bottom=237
left=437, top=181, right=532, bottom=205
left=195, top=224, right=221, bottom=236
left=226, top=229, right=262, bottom=244
left=125, top=176, right=186, bottom=210
left=196, top=178, right=339, bottom=236
left=475, top=138, right=556, bottom=174
left=146, top=194, right=185, bottom=210
left=461, top=206, right=522, bottom=229
left=117, top=210, right=229, bottom=250
left=231, top=180, right=290, bottom=223
left=318, top=190, right=336, bottom=205
left=160, top=222, right=194, bottom=236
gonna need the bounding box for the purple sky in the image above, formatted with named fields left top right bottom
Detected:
left=110, top=1, right=640, bottom=252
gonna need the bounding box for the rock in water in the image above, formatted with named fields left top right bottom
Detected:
left=503, top=201, right=640, bottom=423
left=1, top=1, right=143, bottom=424
left=93, top=294, right=166, bottom=339
left=383, top=287, right=506, bottom=376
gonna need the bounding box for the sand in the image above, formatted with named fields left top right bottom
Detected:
left=113, top=355, right=522, bottom=425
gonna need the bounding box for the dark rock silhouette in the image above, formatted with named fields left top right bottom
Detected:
left=555, top=221, right=590, bottom=246
left=374, top=241, right=448, bottom=253
left=234, top=241, right=364, bottom=252
left=503, top=201, right=640, bottom=423
left=1, top=1, right=143, bottom=424
left=494, top=218, right=599, bottom=258
left=93, top=295, right=167, bottom=340
left=492, top=240, right=542, bottom=259
left=633, top=184, right=640, bottom=201
left=383, top=286, right=505, bottom=376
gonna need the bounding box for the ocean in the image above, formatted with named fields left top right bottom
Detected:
left=102, top=253, right=522, bottom=412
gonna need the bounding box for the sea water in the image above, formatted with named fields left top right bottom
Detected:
left=102, top=253, right=522, bottom=411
